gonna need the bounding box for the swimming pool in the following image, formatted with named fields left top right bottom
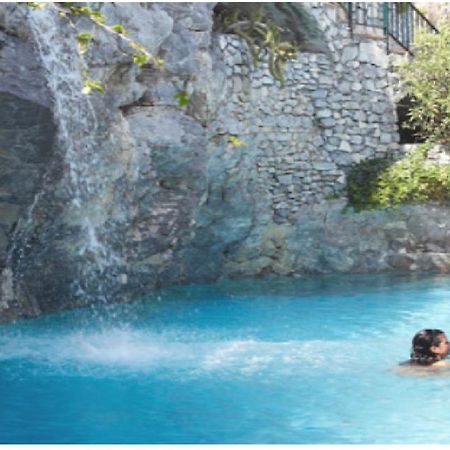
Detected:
left=1, top=273, right=450, bottom=444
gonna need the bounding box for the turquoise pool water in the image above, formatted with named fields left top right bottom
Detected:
left=2, top=273, right=450, bottom=444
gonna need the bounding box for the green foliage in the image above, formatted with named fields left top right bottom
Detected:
left=111, top=24, right=128, bottom=35
left=81, top=79, right=105, bottom=95
left=25, top=2, right=45, bottom=10
left=346, top=144, right=450, bottom=211
left=25, top=2, right=162, bottom=95
left=174, top=90, right=190, bottom=107
left=76, top=32, right=93, bottom=54
left=398, top=24, right=450, bottom=144
left=128, top=41, right=151, bottom=67
left=216, top=4, right=298, bottom=87
left=132, top=53, right=150, bottom=67
left=227, top=135, right=246, bottom=148
left=59, top=3, right=105, bottom=23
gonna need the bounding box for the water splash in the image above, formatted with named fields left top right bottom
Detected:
left=0, top=324, right=358, bottom=378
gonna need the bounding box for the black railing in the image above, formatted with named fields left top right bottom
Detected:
left=345, top=3, right=384, bottom=29
left=340, top=2, right=439, bottom=54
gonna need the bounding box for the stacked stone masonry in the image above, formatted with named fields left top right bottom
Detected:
left=213, top=3, right=401, bottom=222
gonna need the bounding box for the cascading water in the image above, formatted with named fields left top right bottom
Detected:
left=17, top=5, right=122, bottom=307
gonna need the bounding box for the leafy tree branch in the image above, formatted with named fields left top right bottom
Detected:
left=25, top=2, right=163, bottom=95
left=214, top=4, right=299, bottom=87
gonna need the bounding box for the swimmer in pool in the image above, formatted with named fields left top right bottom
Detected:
left=399, top=329, right=450, bottom=372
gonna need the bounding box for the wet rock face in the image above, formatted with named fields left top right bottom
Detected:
left=0, top=14, right=57, bottom=321
left=0, top=92, right=55, bottom=262
left=223, top=202, right=450, bottom=277
left=0, top=16, right=55, bottom=254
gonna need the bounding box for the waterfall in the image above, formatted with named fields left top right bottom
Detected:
left=17, top=5, right=121, bottom=306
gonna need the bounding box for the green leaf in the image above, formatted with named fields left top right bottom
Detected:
left=174, top=90, right=190, bottom=107
left=111, top=24, right=128, bottom=35
left=76, top=32, right=93, bottom=45
left=89, top=10, right=105, bottom=23
left=77, top=32, right=94, bottom=54
left=70, top=6, right=92, bottom=15
left=132, top=53, right=150, bottom=67
left=82, top=79, right=105, bottom=95
left=228, top=135, right=246, bottom=148
left=25, top=2, right=46, bottom=9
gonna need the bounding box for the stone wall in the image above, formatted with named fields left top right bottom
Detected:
left=211, top=2, right=401, bottom=223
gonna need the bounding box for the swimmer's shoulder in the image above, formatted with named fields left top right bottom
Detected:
left=430, top=360, right=450, bottom=368
left=393, top=360, right=450, bottom=376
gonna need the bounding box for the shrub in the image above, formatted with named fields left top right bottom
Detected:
left=398, top=25, right=450, bottom=144
left=345, top=144, right=450, bottom=211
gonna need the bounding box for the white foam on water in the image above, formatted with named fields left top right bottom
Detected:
left=0, top=326, right=359, bottom=378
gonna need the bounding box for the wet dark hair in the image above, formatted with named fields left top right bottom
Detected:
left=410, top=329, right=445, bottom=365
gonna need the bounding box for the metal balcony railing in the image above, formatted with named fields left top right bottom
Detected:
left=340, top=2, right=439, bottom=54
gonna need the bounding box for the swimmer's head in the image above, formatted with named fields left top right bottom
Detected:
left=410, top=329, right=450, bottom=365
